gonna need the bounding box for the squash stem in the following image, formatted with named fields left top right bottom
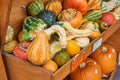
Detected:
left=80, top=62, right=86, bottom=68
left=102, top=46, right=107, bottom=52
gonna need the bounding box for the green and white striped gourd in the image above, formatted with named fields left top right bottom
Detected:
left=83, top=10, right=102, bottom=21
left=101, top=0, right=120, bottom=13
left=27, top=0, right=44, bottom=16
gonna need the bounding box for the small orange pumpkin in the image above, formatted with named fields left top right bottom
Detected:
left=58, top=8, right=83, bottom=28
left=42, top=60, right=58, bottom=72
left=66, top=40, right=80, bottom=57
left=89, top=44, right=117, bottom=74
left=70, top=58, right=102, bottom=80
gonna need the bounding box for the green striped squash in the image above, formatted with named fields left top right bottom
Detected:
left=27, top=0, right=44, bottom=16
left=83, top=10, right=102, bottom=21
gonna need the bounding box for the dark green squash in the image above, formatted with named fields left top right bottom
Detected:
left=27, top=0, right=44, bottom=16
left=37, top=10, right=56, bottom=27
left=96, top=20, right=109, bottom=32
left=22, top=17, right=47, bottom=41
left=53, top=50, right=70, bottom=67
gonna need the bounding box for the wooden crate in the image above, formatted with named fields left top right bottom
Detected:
left=0, top=0, right=120, bottom=80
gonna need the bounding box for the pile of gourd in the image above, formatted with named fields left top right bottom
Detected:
left=4, top=0, right=120, bottom=74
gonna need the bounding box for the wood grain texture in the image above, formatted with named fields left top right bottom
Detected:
left=105, top=28, right=120, bottom=52
left=2, top=51, right=52, bottom=80
left=0, top=0, right=11, bottom=49
left=0, top=52, right=7, bottom=80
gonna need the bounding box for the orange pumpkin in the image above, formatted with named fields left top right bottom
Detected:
left=63, top=0, right=88, bottom=15
left=90, top=44, right=117, bottom=74
left=58, top=8, right=83, bottom=28
left=70, top=58, right=102, bottom=80
left=42, top=60, right=58, bottom=72
left=66, top=40, right=80, bottom=57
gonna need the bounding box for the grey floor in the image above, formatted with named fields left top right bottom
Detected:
left=113, top=66, right=120, bottom=80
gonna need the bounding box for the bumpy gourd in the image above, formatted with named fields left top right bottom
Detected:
left=45, top=0, right=62, bottom=16
left=22, top=17, right=47, bottom=41
left=26, top=32, right=51, bottom=65
left=101, top=0, right=120, bottom=13
left=44, top=24, right=67, bottom=48
left=55, top=21, right=93, bottom=36
left=58, top=8, right=83, bottom=28
left=27, top=0, right=44, bottom=16
left=5, top=26, right=14, bottom=43
left=38, top=10, right=56, bottom=27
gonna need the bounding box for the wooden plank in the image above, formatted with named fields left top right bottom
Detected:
left=2, top=51, right=52, bottom=80
left=105, top=28, right=120, bottom=52
left=53, top=20, right=120, bottom=80
left=0, top=0, right=11, bottom=49
left=53, top=59, right=71, bottom=80
left=0, top=51, right=7, bottom=80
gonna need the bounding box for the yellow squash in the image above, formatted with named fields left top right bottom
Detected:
left=26, top=32, right=51, bottom=65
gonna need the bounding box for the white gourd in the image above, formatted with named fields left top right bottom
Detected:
left=75, top=37, right=90, bottom=48
left=45, top=25, right=67, bottom=48
left=50, top=41, right=62, bottom=59
left=61, top=21, right=93, bottom=36
left=5, top=26, right=14, bottom=43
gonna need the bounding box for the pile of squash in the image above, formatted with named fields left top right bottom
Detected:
left=3, top=0, right=120, bottom=74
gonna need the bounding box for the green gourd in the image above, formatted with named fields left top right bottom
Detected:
left=22, top=17, right=47, bottom=41
left=37, top=10, right=56, bottom=27
left=53, top=50, right=70, bottom=67
left=83, top=10, right=102, bottom=21
left=27, top=0, right=44, bottom=16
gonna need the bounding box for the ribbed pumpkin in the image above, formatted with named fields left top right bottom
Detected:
left=70, top=58, right=102, bottom=80
left=38, top=10, right=56, bottom=27
left=45, top=0, right=62, bottom=16
left=27, top=0, right=44, bottom=16
left=26, top=32, right=51, bottom=65
left=89, top=44, right=117, bottom=74
left=63, top=0, right=88, bottom=15
left=58, top=8, right=83, bottom=28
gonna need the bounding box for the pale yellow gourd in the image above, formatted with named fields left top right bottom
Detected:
left=5, top=26, right=14, bottom=43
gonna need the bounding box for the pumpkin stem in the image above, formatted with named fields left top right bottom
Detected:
left=102, top=46, right=107, bottom=52
left=79, top=62, right=86, bottom=68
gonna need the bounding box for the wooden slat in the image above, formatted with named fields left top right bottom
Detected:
left=0, top=0, right=11, bottom=49
left=0, top=51, right=7, bottom=80
left=2, top=51, right=52, bottom=80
